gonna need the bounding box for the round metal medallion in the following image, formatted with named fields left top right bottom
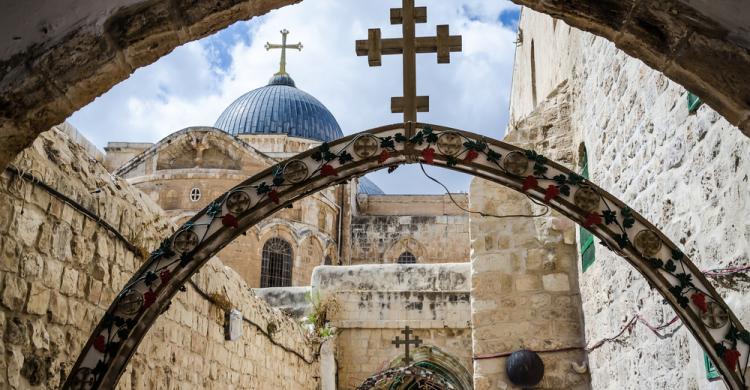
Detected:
left=503, top=151, right=530, bottom=176
left=226, top=191, right=252, bottom=214
left=633, top=229, right=662, bottom=257
left=436, top=132, right=463, bottom=157
left=173, top=229, right=199, bottom=254
left=70, top=367, right=96, bottom=390
left=353, top=135, right=381, bottom=159
left=283, top=160, right=309, bottom=184
left=700, top=302, right=729, bottom=329
left=573, top=186, right=601, bottom=213
left=115, top=290, right=144, bottom=316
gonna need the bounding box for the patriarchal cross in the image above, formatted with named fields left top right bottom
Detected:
left=266, top=29, right=303, bottom=76
left=392, top=326, right=423, bottom=364
left=356, top=0, right=462, bottom=123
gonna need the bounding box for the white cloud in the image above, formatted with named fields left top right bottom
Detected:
left=68, top=0, right=519, bottom=194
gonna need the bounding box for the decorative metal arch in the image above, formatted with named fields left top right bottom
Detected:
left=64, top=123, right=749, bottom=389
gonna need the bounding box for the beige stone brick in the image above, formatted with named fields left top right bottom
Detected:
left=48, top=292, right=68, bottom=325
left=1, top=273, right=27, bottom=310
left=42, top=258, right=63, bottom=289
left=543, top=273, right=571, bottom=292
left=60, top=266, right=79, bottom=296
left=26, top=281, right=50, bottom=315
left=515, top=274, right=542, bottom=292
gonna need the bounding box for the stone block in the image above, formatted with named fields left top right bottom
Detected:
left=42, top=258, right=63, bottom=289
left=543, top=273, right=571, bottom=292
left=48, top=292, right=68, bottom=325
left=60, top=267, right=79, bottom=296
left=2, top=273, right=28, bottom=311
left=515, top=274, right=542, bottom=292
left=26, top=282, right=50, bottom=315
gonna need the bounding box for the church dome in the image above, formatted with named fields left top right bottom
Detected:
left=214, top=74, right=343, bottom=142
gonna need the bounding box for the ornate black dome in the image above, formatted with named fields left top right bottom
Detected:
left=214, top=74, right=343, bottom=142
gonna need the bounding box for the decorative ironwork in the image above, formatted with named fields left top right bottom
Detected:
left=67, top=123, right=750, bottom=390
left=701, top=302, right=730, bottom=329
left=573, top=186, right=600, bottom=213
left=634, top=229, right=662, bottom=257
left=353, top=135, right=381, bottom=159
left=392, top=326, right=423, bottom=364
left=69, top=368, right=96, bottom=390
left=115, top=291, right=144, bottom=316
left=225, top=191, right=252, bottom=214
left=261, top=238, right=293, bottom=288
left=172, top=230, right=199, bottom=254
left=436, top=132, right=463, bottom=157
left=503, top=151, right=529, bottom=176
left=283, top=160, right=309, bottom=184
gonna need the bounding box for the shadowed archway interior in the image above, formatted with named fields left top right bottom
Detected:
left=64, top=123, right=749, bottom=389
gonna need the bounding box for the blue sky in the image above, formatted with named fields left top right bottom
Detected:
left=68, top=0, right=521, bottom=194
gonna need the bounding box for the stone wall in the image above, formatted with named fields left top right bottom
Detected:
left=508, top=9, right=750, bottom=389
left=350, top=194, right=470, bottom=264
left=312, top=264, right=474, bottom=389
left=0, top=127, right=319, bottom=389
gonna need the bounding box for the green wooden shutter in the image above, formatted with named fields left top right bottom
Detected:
left=579, top=150, right=595, bottom=273
left=704, top=352, right=720, bottom=381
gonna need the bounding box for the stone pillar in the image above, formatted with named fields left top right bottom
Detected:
left=320, top=336, right=337, bottom=390
left=469, top=178, right=590, bottom=389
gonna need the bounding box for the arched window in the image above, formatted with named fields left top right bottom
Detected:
left=397, top=251, right=417, bottom=264
left=261, top=238, right=293, bottom=287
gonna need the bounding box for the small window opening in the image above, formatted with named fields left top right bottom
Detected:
left=189, top=188, right=202, bottom=202
left=397, top=251, right=417, bottom=264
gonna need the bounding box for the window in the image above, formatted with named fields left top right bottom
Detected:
left=397, top=251, right=417, bottom=264
left=687, top=92, right=703, bottom=114
left=261, top=238, right=293, bottom=287
left=189, top=188, right=201, bottom=202
left=579, top=148, right=595, bottom=272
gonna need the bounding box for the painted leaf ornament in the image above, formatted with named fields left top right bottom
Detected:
left=222, top=214, right=239, bottom=229
left=723, top=349, right=741, bottom=371
left=522, top=176, right=538, bottom=192
left=378, top=149, right=391, bottom=164
left=463, top=150, right=479, bottom=163
left=690, top=292, right=708, bottom=313
left=583, top=212, right=602, bottom=228
left=320, top=164, right=338, bottom=177
left=544, top=185, right=561, bottom=202
left=159, top=269, right=172, bottom=284
left=143, top=290, right=156, bottom=309
left=94, top=335, right=107, bottom=353
left=268, top=190, right=280, bottom=204
left=421, top=147, right=435, bottom=164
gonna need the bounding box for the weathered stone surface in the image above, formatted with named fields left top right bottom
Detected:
left=25, top=282, right=50, bottom=315
left=2, top=273, right=27, bottom=311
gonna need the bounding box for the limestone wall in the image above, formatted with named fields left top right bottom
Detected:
left=312, top=264, right=474, bottom=389
left=508, top=9, right=750, bottom=389
left=0, top=127, right=318, bottom=389
left=350, top=194, right=470, bottom=264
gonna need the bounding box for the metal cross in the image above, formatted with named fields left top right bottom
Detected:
left=392, top=326, right=422, bottom=364
left=266, top=29, right=303, bottom=76
left=356, top=0, right=462, bottom=123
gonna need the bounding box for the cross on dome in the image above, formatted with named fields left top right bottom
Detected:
left=266, top=29, right=303, bottom=76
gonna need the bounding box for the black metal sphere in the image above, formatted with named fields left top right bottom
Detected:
left=506, top=349, right=545, bottom=387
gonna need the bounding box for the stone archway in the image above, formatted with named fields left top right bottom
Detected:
left=1, top=0, right=750, bottom=172
left=65, top=122, right=748, bottom=389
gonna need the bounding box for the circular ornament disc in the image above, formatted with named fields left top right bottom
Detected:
left=700, top=302, right=729, bottom=329
left=70, top=367, right=96, bottom=390
left=226, top=191, right=252, bottom=214
left=573, top=186, right=601, bottom=213
left=173, top=229, right=199, bottom=254
left=436, top=132, right=463, bottom=157
left=353, top=135, right=380, bottom=159
left=503, top=151, right=530, bottom=176
left=115, top=290, right=144, bottom=317
left=283, top=160, right=309, bottom=184
left=633, top=229, right=662, bottom=257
